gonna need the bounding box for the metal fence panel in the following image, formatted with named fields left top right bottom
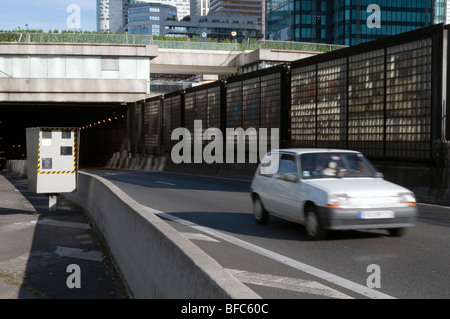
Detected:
left=291, top=65, right=317, bottom=148
left=290, top=33, right=437, bottom=161
left=162, top=94, right=182, bottom=153
left=385, top=38, right=433, bottom=160
left=207, top=86, right=221, bottom=129
left=144, top=98, right=161, bottom=154
left=317, top=58, right=347, bottom=149
left=226, top=81, right=242, bottom=128
left=348, top=49, right=385, bottom=157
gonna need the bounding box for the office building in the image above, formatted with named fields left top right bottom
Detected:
left=128, top=3, right=178, bottom=35
left=126, top=1, right=262, bottom=40
left=133, top=0, right=190, bottom=20
left=266, top=0, right=443, bottom=45
left=209, top=0, right=264, bottom=36
left=336, top=0, right=434, bottom=46
left=447, top=0, right=450, bottom=24
left=97, top=0, right=131, bottom=33
left=97, top=0, right=190, bottom=33
left=163, top=13, right=262, bottom=41
left=127, top=2, right=261, bottom=40
left=190, top=0, right=210, bottom=16
left=434, top=0, right=448, bottom=24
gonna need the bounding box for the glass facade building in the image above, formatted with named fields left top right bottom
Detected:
left=209, top=0, right=265, bottom=35
left=97, top=0, right=131, bottom=33
left=434, top=0, right=447, bottom=23
left=335, top=0, right=434, bottom=46
left=97, top=0, right=190, bottom=33
left=266, top=0, right=441, bottom=45
left=127, top=3, right=178, bottom=35
left=133, top=0, right=190, bottom=20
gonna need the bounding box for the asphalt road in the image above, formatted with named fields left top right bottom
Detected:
left=87, top=168, right=450, bottom=299
left=0, top=171, right=127, bottom=299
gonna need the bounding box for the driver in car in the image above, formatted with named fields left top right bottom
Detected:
left=322, top=156, right=344, bottom=177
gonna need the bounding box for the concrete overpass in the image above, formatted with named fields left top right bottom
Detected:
left=0, top=39, right=321, bottom=164
left=0, top=41, right=320, bottom=103
left=0, top=42, right=158, bottom=103
left=151, top=48, right=317, bottom=76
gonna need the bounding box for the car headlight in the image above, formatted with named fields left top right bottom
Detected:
left=327, top=194, right=349, bottom=208
left=399, top=192, right=417, bottom=206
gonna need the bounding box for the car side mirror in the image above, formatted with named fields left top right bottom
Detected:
left=375, top=172, right=384, bottom=179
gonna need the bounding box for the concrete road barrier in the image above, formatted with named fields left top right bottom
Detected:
left=64, top=171, right=260, bottom=299
left=4, top=160, right=28, bottom=177
left=4, top=160, right=260, bottom=299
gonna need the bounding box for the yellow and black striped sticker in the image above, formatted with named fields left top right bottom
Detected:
left=40, top=127, right=79, bottom=131
left=40, top=170, right=76, bottom=175
left=37, top=128, right=79, bottom=175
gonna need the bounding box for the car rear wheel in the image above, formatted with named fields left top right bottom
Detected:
left=253, top=196, right=268, bottom=224
left=305, top=207, right=327, bottom=240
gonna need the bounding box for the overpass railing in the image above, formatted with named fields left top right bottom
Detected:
left=0, top=32, right=345, bottom=53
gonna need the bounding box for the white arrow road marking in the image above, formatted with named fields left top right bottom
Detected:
left=181, top=232, right=219, bottom=242
left=0, top=220, right=37, bottom=233
left=0, top=246, right=102, bottom=297
left=55, top=246, right=103, bottom=262
left=37, top=218, right=91, bottom=229
left=0, top=246, right=103, bottom=276
left=143, top=205, right=396, bottom=299
left=227, top=269, right=354, bottom=299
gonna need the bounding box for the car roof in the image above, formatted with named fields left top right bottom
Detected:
left=270, top=148, right=361, bottom=155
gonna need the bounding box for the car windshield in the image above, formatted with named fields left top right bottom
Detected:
left=300, top=152, right=378, bottom=179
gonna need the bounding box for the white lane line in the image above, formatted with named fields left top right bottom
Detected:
left=154, top=181, right=176, bottom=186
left=55, top=246, right=103, bottom=262
left=181, top=232, right=219, bottom=242
left=143, top=205, right=396, bottom=299
left=227, top=269, right=354, bottom=299
left=37, top=218, right=91, bottom=229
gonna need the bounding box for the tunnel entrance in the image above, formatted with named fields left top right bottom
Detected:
left=0, top=102, right=128, bottom=169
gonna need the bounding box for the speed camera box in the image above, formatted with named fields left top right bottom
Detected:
left=26, top=127, right=80, bottom=194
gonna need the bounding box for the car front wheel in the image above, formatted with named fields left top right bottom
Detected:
left=305, top=207, right=327, bottom=240
left=253, top=197, right=268, bottom=224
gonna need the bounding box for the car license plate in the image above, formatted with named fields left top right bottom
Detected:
left=359, top=210, right=395, bottom=219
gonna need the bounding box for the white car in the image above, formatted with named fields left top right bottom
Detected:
left=250, top=149, right=418, bottom=240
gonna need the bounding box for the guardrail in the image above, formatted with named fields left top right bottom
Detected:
left=0, top=32, right=345, bottom=52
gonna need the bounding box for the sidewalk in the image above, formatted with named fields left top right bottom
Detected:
left=0, top=171, right=128, bottom=299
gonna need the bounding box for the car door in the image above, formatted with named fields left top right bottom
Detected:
left=266, top=153, right=303, bottom=221
left=254, top=152, right=279, bottom=212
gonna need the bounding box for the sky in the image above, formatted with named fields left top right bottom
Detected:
left=0, top=0, right=97, bottom=32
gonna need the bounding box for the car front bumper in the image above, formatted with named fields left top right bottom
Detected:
left=316, top=206, right=418, bottom=230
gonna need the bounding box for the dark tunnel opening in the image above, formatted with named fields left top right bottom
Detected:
left=0, top=102, right=128, bottom=169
